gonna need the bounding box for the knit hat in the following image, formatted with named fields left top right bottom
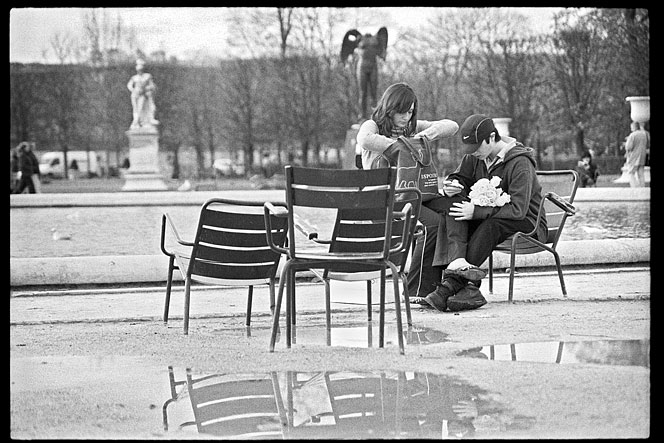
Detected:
left=459, top=114, right=497, bottom=153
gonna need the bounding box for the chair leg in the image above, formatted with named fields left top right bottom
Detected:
left=164, top=256, right=175, bottom=322
left=552, top=250, right=567, bottom=295
left=269, top=279, right=276, bottom=315
left=289, top=267, right=296, bottom=326
left=366, top=280, right=372, bottom=321
left=379, top=268, right=386, bottom=348
left=324, top=278, right=331, bottom=329
left=508, top=248, right=517, bottom=303
left=389, top=263, right=405, bottom=355
left=488, top=254, right=494, bottom=294
left=162, top=398, right=175, bottom=431
left=183, top=277, right=191, bottom=335
left=270, top=262, right=290, bottom=352
left=162, top=365, right=177, bottom=431
left=401, top=273, right=412, bottom=327
left=286, top=267, right=295, bottom=348
left=246, top=285, right=254, bottom=326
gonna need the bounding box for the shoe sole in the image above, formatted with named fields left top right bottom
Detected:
left=447, top=298, right=487, bottom=312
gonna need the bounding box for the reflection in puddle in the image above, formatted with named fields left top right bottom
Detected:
left=458, top=339, right=649, bottom=367
left=162, top=367, right=535, bottom=439
left=221, top=323, right=449, bottom=348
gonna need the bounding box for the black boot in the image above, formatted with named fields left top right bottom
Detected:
left=424, top=273, right=466, bottom=311
left=447, top=282, right=487, bottom=312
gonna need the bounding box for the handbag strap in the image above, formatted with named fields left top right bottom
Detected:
left=398, top=136, right=432, bottom=166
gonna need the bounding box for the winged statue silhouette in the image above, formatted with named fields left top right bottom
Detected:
left=340, top=27, right=388, bottom=120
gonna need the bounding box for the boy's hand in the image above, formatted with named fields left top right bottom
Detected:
left=443, top=179, right=464, bottom=196
left=450, top=201, right=475, bottom=220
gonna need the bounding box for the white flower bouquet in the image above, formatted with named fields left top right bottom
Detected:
left=468, top=176, right=511, bottom=207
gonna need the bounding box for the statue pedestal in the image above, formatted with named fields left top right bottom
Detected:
left=122, top=126, right=168, bottom=191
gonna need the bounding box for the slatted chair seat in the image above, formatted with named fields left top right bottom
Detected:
left=488, top=170, right=579, bottom=301
left=160, top=198, right=288, bottom=334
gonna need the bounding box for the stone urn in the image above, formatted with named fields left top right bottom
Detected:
left=492, top=118, right=512, bottom=137
left=626, top=96, right=650, bottom=123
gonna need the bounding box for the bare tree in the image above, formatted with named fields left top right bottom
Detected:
left=394, top=8, right=533, bottom=164
left=468, top=36, right=549, bottom=147
left=48, top=32, right=83, bottom=64
left=82, top=8, right=137, bottom=67
left=219, top=58, right=265, bottom=174
left=10, top=66, right=43, bottom=147
left=38, top=66, right=88, bottom=179
left=545, top=9, right=613, bottom=156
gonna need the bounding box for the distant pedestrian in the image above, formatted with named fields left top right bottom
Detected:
left=10, top=147, right=20, bottom=193
left=624, top=121, right=649, bottom=187
left=576, top=151, right=599, bottom=188
left=13, top=142, right=40, bottom=194
left=69, top=159, right=79, bottom=180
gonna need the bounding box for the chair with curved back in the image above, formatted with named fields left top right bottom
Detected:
left=160, top=198, right=288, bottom=334
left=308, top=188, right=423, bottom=329
left=264, top=166, right=415, bottom=355
left=488, top=170, right=579, bottom=301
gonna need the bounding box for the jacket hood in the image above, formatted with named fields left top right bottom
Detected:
left=503, top=143, right=537, bottom=168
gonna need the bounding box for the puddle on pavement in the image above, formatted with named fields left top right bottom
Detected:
left=457, top=339, right=650, bottom=367
left=11, top=356, right=534, bottom=439
left=162, top=367, right=535, bottom=439
left=214, top=322, right=449, bottom=348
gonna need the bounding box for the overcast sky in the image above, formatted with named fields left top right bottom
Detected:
left=10, top=7, right=563, bottom=64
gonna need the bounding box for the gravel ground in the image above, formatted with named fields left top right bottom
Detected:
left=11, top=295, right=650, bottom=439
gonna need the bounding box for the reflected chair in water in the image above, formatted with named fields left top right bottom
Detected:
left=160, top=198, right=288, bottom=334
left=488, top=170, right=579, bottom=301
left=183, top=370, right=288, bottom=439
left=265, top=166, right=415, bottom=355
left=308, top=188, right=423, bottom=329
left=324, top=371, right=399, bottom=438
left=162, top=366, right=194, bottom=431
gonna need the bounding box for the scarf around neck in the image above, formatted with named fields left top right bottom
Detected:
left=390, top=126, right=410, bottom=139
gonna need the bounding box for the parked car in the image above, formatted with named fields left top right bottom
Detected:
left=213, top=158, right=245, bottom=176
left=39, top=151, right=101, bottom=178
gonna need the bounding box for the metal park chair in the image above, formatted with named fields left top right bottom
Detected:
left=488, top=170, right=579, bottom=301
left=308, top=188, right=423, bottom=329
left=264, top=166, right=415, bottom=355
left=160, top=198, right=288, bottom=334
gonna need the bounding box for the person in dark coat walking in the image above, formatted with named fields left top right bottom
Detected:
left=13, top=142, right=40, bottom=194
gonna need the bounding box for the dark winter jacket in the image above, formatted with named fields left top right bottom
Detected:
left=18, top=150, right=40, bottom=176
left=446, top=143, right=547, bottom=242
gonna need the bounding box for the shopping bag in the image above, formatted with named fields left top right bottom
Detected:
left=395, top=136, right=440, bottom=201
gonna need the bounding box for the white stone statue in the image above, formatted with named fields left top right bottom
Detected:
left=127, top=59, right=159, bottom=129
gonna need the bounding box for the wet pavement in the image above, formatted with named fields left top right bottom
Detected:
left=10, top=267, right=651, bottom=439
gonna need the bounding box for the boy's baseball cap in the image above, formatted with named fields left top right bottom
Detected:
left=459, top=114, right=497, bottom=153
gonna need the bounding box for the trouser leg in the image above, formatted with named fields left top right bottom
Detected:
left=406, top=204, right=442, bottom=298
left=425, top=194, right=469, bottom=267
left=465, top=217, right=535, bottom=269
